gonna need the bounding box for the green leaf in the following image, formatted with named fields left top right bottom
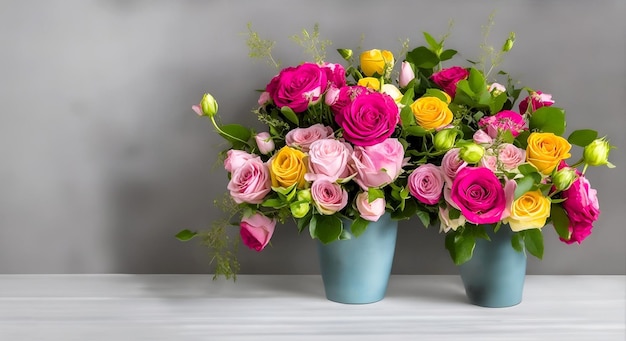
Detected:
left=350, top=217, right=370, bottom=238
left=310, top=215, right=343, bottom=244
left=400, top=86, right=415, bottom=106
left=368, top=188, right=385, bottom=203
left=501, top=130, right=515, bottom=144
left=468, top=68, right=487, bottom=95
left=511, top=232, right=524, bottom=252
left=400, top=105, right=416, bottom=127
left=516, top=130, right=531, bottom=149
left=391, top=198, right=418, bottom=220
left=405, top=125, right=430, bottom=137
left=568, top=129, right=598, bottom=147
left=423, top=31, right=440, bottom=51
left=407, top=46, right=439, bottom=69
left=175, top=229, right=198, bottom=241
left=489, top=92, right=508, bottom=114
left=416, top=210, right=431, bottom=227
left=261, top=198, right=287, bottom=208
left=280, top=106, right=299, bottom=125
left=522, top=229, right=544, bottom=259
left=550, top=204, right=571, bottom=240
left=518, top=164, right=538, bottom=175
left=424, top=88, right=451, bottom=103
left=529, top=107, right=566, bottom=136
left=339, top=229, right=352, bottom=240
left=445, top=231, right=476, bottom=265
left=514, top=175, right=538, bottom=199
left=470, top=225, right=490, bottom=241
left=296, top=213, right=312, bottom=233
left=219, top=124, right=252, bottom=148
left=439, top=49, right=457, bottom=61
left=455, top=80, right=475, bottom=97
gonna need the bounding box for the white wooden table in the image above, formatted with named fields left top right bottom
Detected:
left=0, top=275, right=624, bottom=340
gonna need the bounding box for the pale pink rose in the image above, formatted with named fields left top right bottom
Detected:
left=488, top=82, right=506, bottom=94
left=191, top=104, right=203, bottom=116
left=285, top=124, right=334, bottom=152
left=408, top=164, right=445, bottom=205
left=254, top=132, right=275, bottom=155
left=399, top=61, right=416, bottom=88
left=498, top=143, right=526, bottom=170
left=352, top=138, right=406, bottom=190
left=441, top=148, right=468, bottom=188
left=324, top=86, right=341, bottom=106
left=501, top=178, right=517, bottom=220
left=355, top=191, right=386, bottom=222
left=479, top=154, right=498, bottom=172
left=224, top=150, right=259, bottom=173
left=227, top=158, right=271, bottom=204
left=310, top=180, right=348, bottom=215
left=473, top=129, right=493, bottom=145
left=240, top=213, right=276, bottom=251
left=438, top=205, right=466, bottom=233
left=305, top=139, right=352, bottom=182
left=258, top=91, right=271, bottom=106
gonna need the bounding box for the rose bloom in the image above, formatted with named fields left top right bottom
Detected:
left=334, top=86, right=399, bottom=147
left=269, top=146, right=308, bottom=189
left=526, top=132, right=572, bottom=175
left=265, top=62, right=329, bottom=113
left=430, top=66, right=469, bottom=97
left=357, top=77, right=381, bottom=91
left=254, top=132, right=275, bottom=155
left=519, top=91, right=554, bottom=114
left=355, top=191, right=386, bottom=222
left=560, top=164, right=600, bottom=244
left=360, top=49, right=394, bottom=77
left=399, top=61, right=415, bottom=88
left=498, top=143, right=526, bottom=170
left=441, top=148, right=468, bottom=187
left=352, top=138, right=406, bottom=190
left=473, top=129, right=493, bottom=145
left=479, top=110, right=527, bottom=138
left=410, top=96, right=453, bottom=130
left=478, top=154, right=498, bottom=173
left=321, top=62, right=347, bottom=88
left=438, top=205, right=466, bottom=233
left=285, top=124, right=334, bottom=152
left=224, top=149, right=259, bottom=173
left=227, top=158, right=272, bottom=204
left=310, top=179, right=349, bottom=215
left=240, top=213, right=276, bottom=252
left=450, top=167, right=507, bottom=224
left=408, top=164, right=445, bottom=205
left=504, top=190, right=551, bottom=231
left=305, top=139, right=352, bottom=182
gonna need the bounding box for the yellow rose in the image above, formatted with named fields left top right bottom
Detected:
left=360, top=49, right=394, bottom=77
left=504, top=190, right=551, bottom=232
left=526, top=132, right=572, bottom=175
left=269, top=146, right=308, bottom=189
left=409, top=96, right=453, bottom=130
left=357, top=77, right=380, bottom=91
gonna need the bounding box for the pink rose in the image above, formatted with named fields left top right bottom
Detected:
left=265, top=62, right=329, bottom=113
left=441, top=148, right=468, bottom=188
left=450, top=167, right=506, bottom=224
left=473, top=129, right=493, bottom=145
left=254, top=132, right=275, bottom=155
left=519, top=91, right=555, bottom=114
left=478, top=154, right=498, bottom=172
left=224, top=150, right=259, bottom=173
left=560, top=164, right=600, bottom=244
left=226, top=158, right=271, bottom=204
left=399, top=61, right=415, bottom=88
left=240, top=213, right=276, bottom=251
left=479, top=110, right=527, bottom=138
left=322, top=62, right=347, bottom=88
left=438, top=205, right=466, bottom=233
left=355, top=191, right=386, bottom=222
left=430, top=66, right=469, bottom=97
left=408, top=164, right=445, bottom=205
left=258, top=91, right=271, bottom=107
left=333, top=86, right=399, bottom=147
left=305, top=139, right=353, bottom=182
left=498, top=143, right=526, bottom=170
left=324, top=85, right=341, bottom=106
left=285, top=124, right=334, bottom=152
left=488, top=82, right=506, bottom=94
left=310, top=180, right=348, bottom=215
left=352, top=138, right=406, bottom=190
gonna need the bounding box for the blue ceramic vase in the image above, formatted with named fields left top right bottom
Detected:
left=317, top=213, right=398, bottom=304
left=459, top=226, right=527, bottom=308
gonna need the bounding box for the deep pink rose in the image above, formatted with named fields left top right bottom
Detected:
left=408, top=164, right=445, bottom=205
left=285, top=124, right=334, bottom=152
left=352, top=138, right=406, bottom=190
left=519, top=91, right=555, bottom=114
left=224, top=150, right=259, bottom=173
left=305, top=139, right=353, bottom=182
left=498, top=143, right=526, bottom=170
left=227, top=158, right=271, bottom=204
left=430, top=66, right=469, bottom=97
left=333, top=86, right=399, bottom=146
left=560, top=164, right=600, bottom=244
left=310, top=179, right=348, bottom=215
left=355, top=191, right=386, bottom=222
left=479, top=110, right=527, bottom=138
left=450, top=167, right=506, bottom=224
left=265, top=62, right=329, bottom=113
left=441, top=148, right=468, bottom=187
left=322, top=62, right=347, bottom=88
left=240, top=213, right=276, bottom=251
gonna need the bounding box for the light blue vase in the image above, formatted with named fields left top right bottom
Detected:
left=317, top=213, right=398, bottom=304
left=459, top=226, right=527, bottom=308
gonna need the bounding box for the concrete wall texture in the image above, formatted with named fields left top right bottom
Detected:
left=1, top=0, right=624, bottom=275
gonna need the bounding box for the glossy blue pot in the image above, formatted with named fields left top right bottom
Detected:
left=459, top=226, right=527, bottom=308
left=317, top=213, right=398, bottom=304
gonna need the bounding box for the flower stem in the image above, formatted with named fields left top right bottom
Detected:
left=210, top=116, right=251, bottom=147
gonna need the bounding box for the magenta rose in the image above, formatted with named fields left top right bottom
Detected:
left=334, top=86, right=399, bottom=147
left=226, top=158, right=271, bottom=204
left=240, top=213, right=276, bottom=252
left=560, top=165, right=600, bottom=244
left=322, top=62, right=347, bottom=88
left=408, top=164, right=445, bottom=205
left=431, top=66, right=469, bottom=97
left=355, top=191, right=386, bottom=222
left=310, top=179, right=348, bottom=215
left=450, top=167, right=506, bottom=224
left=305, top=139, right=353, bottom=182
left=285, top=124, right=334, bottom=152
left=224, top=150, right=259, bottom=173
left=479, top=110, right=527, bottom=138
left=265, top=62, right=329, bottom=113
left=518, top=91, right=555, bottom=114
left=352, top=138, right=406, bottom=190
left=441, top=148, right=468, bottom=188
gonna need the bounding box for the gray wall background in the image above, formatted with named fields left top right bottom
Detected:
left=0, top=0, right=624, bottom=275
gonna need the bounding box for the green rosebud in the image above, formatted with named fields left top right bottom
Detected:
left=434, top=129, right=459, bottom=151
left=290, top=201, right=310, bottom=219
left=502, top=32, right=515, bottom=52
left=337, top=48, right=353, bottom=61
left=200, top=93, right=218, bottom=117
left=297, top=189, right=312, bottom=202
left=552, top=167, right=577, bottom=191
left=459, top=142, right=485, bottom=164
left=583, top=137, right=615, bottom=167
